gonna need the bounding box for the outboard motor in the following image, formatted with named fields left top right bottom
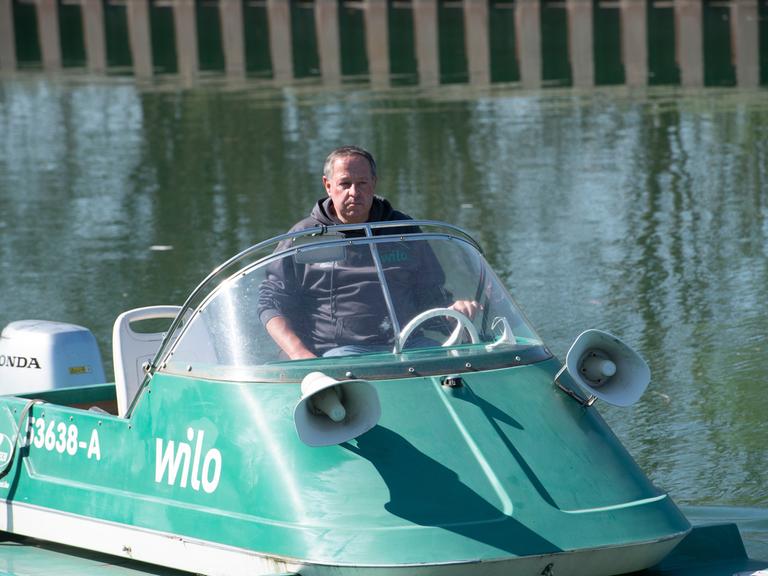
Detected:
left=0, top=320, right=106, bottom=395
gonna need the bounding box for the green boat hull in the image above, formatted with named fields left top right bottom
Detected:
left=0, top=358, right=693, bottom=575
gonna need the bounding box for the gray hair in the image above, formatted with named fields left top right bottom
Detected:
left=323, top=146, right=377, bottom=180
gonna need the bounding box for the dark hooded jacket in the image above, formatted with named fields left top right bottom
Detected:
left=257, top=197, right=449, bottom=355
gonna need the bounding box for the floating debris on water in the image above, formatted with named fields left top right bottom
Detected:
left=150, top=245, right=174, bottom=252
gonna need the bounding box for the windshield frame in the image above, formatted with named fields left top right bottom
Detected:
left=150, top=221, right=550, bottom=382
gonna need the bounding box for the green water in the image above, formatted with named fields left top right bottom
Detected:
left=1, top=71, right=767, bottom=559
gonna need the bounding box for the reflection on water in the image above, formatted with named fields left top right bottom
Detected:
left=1, top=0, right=767, bottom=87
left=1, top=5, right=768, bottom=561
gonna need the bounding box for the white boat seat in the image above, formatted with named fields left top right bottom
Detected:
left=113, top=305, right=181, bottom=417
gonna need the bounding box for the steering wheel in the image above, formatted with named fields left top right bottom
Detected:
left=395, top=307, right=480, bottom=353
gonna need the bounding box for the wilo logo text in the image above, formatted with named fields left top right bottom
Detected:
left=155, top=428, right=222, bottom=494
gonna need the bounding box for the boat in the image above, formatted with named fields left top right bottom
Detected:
left=0, top=221, right=765, bottom=576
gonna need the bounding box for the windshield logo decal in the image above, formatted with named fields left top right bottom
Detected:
left=379, top=249, right=410, bottom=265
left=0, top=355, right=41, bottom=369
left=155, top=428, right=222, bottom=494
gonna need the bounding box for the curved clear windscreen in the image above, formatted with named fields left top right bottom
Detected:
left=163, top=235, right=545, bottom=380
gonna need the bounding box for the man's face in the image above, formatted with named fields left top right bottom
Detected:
left=323, top=155, right=377, bottom=224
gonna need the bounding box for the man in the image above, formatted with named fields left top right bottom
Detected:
left=258, top=146, right=478, bottom=359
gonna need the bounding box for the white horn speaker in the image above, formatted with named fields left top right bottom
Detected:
left=294, top=371, right=381, bottom=447
left=565, top=329, right=650, bottom=407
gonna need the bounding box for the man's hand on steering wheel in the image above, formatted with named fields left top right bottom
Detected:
left=449, top=299, right=481, bottom=320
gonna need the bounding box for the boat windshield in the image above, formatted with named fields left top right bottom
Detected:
left=159, top=223, right=549, bottom=382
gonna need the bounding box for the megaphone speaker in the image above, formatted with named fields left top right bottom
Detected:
left=565, top=330, right=650, bottom=407
left=294, top=371, right=381, bottom=447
